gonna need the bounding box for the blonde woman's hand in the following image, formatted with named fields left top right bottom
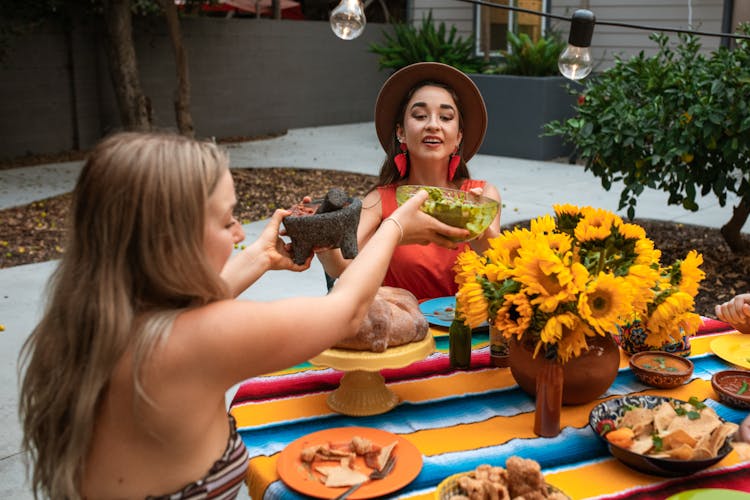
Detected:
left=715, top=293, right=750, bottom=334
left=390, top=189, right=469, bottom=248
left=253, top=209, right=312, bottom=272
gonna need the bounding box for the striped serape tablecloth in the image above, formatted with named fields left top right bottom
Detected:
left=229, top=318, right=750, bottom=499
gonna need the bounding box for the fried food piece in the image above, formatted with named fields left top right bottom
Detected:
left=364, top=440, right=397, bottom=470
left=506, top=456, right=547, bottom=500
left=349, top=436, right=375, bottom=455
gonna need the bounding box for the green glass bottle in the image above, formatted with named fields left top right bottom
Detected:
left=449, top=314, right=472, bottom=370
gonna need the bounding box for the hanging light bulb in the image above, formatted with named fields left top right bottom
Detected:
left=558, top=9, right=596, bottom=81
left=330, top=0, right=366, bottom=40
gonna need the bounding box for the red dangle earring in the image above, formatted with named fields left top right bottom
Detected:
left=395, top=142, right=408, bottom=178
left=448, top=147, right=461, bottom=181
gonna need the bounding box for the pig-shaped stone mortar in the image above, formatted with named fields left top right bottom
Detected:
left=283, top=188, right=362, bottom=265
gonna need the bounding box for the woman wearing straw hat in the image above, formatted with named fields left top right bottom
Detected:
left=318, top=62, right=501, bottom=300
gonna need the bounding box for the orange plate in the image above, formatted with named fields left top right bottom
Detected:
left=276, top=426, right=423, bottom=499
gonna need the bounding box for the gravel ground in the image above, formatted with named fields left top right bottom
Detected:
left=1, top=167, right=747, bottom=317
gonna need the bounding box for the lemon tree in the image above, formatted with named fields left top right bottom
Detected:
left=546, top=28, right=750, bottom=253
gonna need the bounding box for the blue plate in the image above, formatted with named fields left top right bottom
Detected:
left=419, top=296, right=488, bottom=330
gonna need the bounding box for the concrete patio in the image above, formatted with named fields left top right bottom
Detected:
left=1, top=122, right=747, bottom=498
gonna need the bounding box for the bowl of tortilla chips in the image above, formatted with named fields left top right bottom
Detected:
left=589, top=395, right=737, bottom=476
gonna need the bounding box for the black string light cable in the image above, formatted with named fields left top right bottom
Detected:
left=456, top=0, right=750, bottom=41
left=328, top=0, right=750, bottom=79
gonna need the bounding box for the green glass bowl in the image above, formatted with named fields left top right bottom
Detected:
left=395, top=185, right=498, bottom=241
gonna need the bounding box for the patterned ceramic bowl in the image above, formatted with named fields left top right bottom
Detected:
left=615, top=319, right=691, bottom=357
left=711, top=370, right=750, bottom=410
left=589, top=395, right=733, bottom=477
left=629, top=351, right=694, bottom=389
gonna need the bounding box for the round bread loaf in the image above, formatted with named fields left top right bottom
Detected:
left=333, top=286, right=429, bottom=352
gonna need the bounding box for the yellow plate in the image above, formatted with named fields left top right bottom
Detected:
left=710, top=333, right=750, bottom=369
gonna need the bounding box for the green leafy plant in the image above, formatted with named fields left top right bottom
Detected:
left=483, top=31, right=566, bottom=76
left=368, top=11, right=485, bottom=73
left=545, top=28, right=750, bottom=253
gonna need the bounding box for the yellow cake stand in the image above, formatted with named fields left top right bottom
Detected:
left=310, top=335, right=435, bottom=416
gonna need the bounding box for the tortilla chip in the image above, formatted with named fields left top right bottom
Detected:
left=667, top=411, right=721, bottom=441
left=315, top=465, right=369, bottom=487
left=692, top=446, right=714, bottom=460
left=666, top=443, right=695, bottom=460
left=653, top=402, right=678, bottom=433
left=620, top=407, right=654, bottom=438
left=662, top=428, right=698, bottom=450
left=707, top=422, right=738, bottom=456
left=630, top=436, right=655, bottom=455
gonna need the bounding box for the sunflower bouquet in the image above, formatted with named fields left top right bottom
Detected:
left=454, top=204, right=705, bottom=363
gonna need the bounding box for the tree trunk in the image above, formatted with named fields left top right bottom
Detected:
left=63, top=17, right=80, bottom=150
left=720, top=199, right=750, bottom=254
left=102, top=0, right=151, bottom=131
left=159, top=0, right=194, bottom=137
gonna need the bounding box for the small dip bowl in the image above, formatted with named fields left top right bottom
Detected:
left=629, top=351, right=694, bottom=389
left=711, top=370, right=750, bottom=409
left=395, top=185, right=498, bottom=241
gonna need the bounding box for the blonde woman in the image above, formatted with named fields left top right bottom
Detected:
left=18, top=132, right=466, bottom=499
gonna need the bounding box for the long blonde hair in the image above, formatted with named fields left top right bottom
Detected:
left=18, top=132, right=231, bottom=499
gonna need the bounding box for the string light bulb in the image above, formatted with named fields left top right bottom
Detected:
left=558, top=9, right=596, bottom=81
left=330, top=0, right=366, bottom=40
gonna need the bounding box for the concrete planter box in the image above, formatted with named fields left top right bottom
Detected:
left=470, top=74, right=581, bottom=161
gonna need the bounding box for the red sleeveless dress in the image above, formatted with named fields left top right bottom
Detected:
left=377, top=179, right=487, bottom=301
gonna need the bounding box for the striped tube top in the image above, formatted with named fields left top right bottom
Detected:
left=146, top=414, right=249, bottom=500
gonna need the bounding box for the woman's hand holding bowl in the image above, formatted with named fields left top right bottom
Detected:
left=391, top=189, right=470, bottom=248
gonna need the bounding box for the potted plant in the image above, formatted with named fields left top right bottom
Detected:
left=368, top=11, right=485, bottom=73
left=470, top=31, right=582, bottom=160
left=453, top=204, right=705, bottom=434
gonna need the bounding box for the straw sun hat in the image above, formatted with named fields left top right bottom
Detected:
left=374, top=62, right=488, bottom=162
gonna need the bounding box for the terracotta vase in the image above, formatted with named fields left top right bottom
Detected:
left=509, top=333, right=621, bottom=405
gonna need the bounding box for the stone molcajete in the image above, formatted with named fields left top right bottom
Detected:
left=283, top=188, right=362, bottom=265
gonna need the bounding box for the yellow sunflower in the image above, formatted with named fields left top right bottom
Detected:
left=618, top=222, right=647, bottom=240
left=548, top=313, right=595, bottom=363
left=645, top=291, right=695, bottom=342
left=578, top=273, right=633, bottom=335
left=454, top=248, right=486, bottom=287
left=574, top=207, right=620, bottom=242
left=513, top=240, right=583, bottom=313
left=453, top=203, right=703, bottom=364
left=624, top=264, right=659, bottom=315
left=543, top=232, right=573, bottom=255
left=634, top=237, right=661, bottom=265
left=494, top=291, right=533, bottom=339
left=455, top=280, right=490, bottom=329
left=677, top=250, right=705, bottom=296
left=486, top=227, right=531, bottom=267
left=531, top=214, right=556, bottom=234
left=553, top=203, right=581, bottom=217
